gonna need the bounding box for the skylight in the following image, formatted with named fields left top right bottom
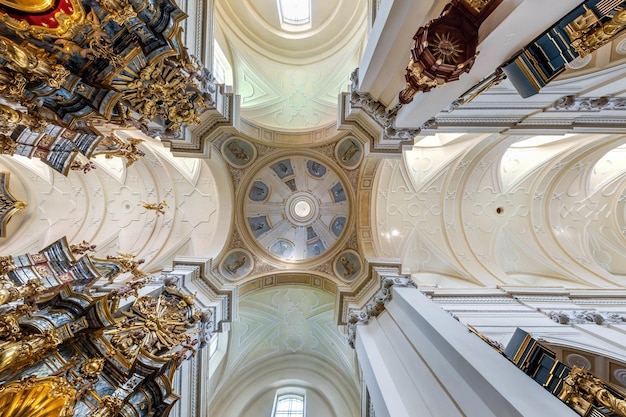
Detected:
left=277, top=0, right=311, bottom=30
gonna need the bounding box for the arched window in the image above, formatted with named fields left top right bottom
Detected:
left=272, top=393, right=305, bottom=417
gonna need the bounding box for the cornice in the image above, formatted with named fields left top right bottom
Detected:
left=343, top=265, right=415, bottom=348
left=339, top=68, right=419, bottom=153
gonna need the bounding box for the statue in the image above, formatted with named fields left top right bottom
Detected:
left=0, top=277, right=45, bottom=307
left=105, top=252, right=147, bottom=281
left=70, top=240, right=97, bottom=255
left=226, top=141, right=250, bottom=161
left=341, top=140, right=360, bottom=163
left=106, top=138, right=145, bottom=167
left=140, top=199, right=168, bottom=216
left=70, top=160, right=97, bottom=173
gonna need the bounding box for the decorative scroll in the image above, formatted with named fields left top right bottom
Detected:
left=348, top=68, right=420, bottom=145
left=547, top=310, right=625, bottom=325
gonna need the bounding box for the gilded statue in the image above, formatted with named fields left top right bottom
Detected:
left=0, top=277, right=45, bottom=307
left=107, top=277, right=150, bottom=301
left=104, top=138, right=145, bottom=167
left=0, top=330, right=61, bottom=379
left=0, top=135, right=17, bottom=156
left=140, top=199, right=168, bottom=216
left=106, top=290, right=200, bottom=363
left=0, top=36, right=69, bottom=89
left=559, top=366, right=626, bottom=417
left=105, top=252, right=147, bottom=281
left=92, top=394, right=124, bottom=417
left=70, top=240, right=97, bottom=255
left=70, top=160, right=97, bottom=173
left=0, top=104, right=47, bottom=134
left=0, top=311, right=23, bottom=342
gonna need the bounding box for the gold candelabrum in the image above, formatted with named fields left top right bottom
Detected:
left=559, top=366, right=626, bottom=417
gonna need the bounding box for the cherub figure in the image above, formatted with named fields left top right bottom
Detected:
left=140, top=200, right=168, bottom=216
left=106, top=252, right=147, bottom=281
left=70, top=160, right=97, bottom=173
left=70, top=240, right=97, bottom=255
left=105, top=137, right=145, bottom=167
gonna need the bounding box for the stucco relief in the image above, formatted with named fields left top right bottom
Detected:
left=0, top=141, right=229, bottom=272
left=374, top=132, right=626, bottom=289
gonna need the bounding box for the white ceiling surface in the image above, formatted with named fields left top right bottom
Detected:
left=373, top=132, right=626, bottom=288
left=209, top=286, right=360, bottom=417
left=0, top=138, right=233, bottom=274
left=215, top=0, right=368, bottom=132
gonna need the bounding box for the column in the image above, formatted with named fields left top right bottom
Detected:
left=354, top=286, right=578, bottom=417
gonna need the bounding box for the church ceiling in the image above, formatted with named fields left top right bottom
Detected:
left=215, top=0, right=368, bottom=132
left=0, top=136, right=233, bottom=272
left=209, top=285, right=359, bottom=416
left=374, top=131, right=626, bottom=289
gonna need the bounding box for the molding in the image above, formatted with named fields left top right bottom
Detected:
left=356, top=157, right=381, bottom=260
left=545, top=310, right=626, bottom=325
left=344, top=265, right=415, bottom=348
left=339, top=68, right=419, bottom=152
left=161, top=83, right=239, bottom=156
left=171, top=260, right=233, bottom=325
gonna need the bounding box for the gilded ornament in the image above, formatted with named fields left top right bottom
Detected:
left=103, top=251, right=147, bottom=282
left=94, top=135, right=145, bottom=167
left=92, top=394, right=124, bottom=417
left=0, top=375, right=77, bottom=417
left=140, top=199, right=168, bottom=216
left=0, top=135, right=18, bottom=156
left=571, top=9, right=626, bottom=57
left=559, top=366, right=626, bottom=417
left=0, top=330, right=61, bottom=379
left=0, top=104, right=48, bottom=133
left=80, top=357, right=105, bottom=378
left=106, top=290, right=199, bottom=363
left=0, top=0, right=85, bottom=40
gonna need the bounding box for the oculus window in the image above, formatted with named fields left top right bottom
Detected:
left=277, top=0, right=311, bottom=31
left=272, top=394, right=305, bottom=417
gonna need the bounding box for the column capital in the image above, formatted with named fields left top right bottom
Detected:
left=346, top=266, right=415, bottom=348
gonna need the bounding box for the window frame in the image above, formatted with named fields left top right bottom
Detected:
left=276, top=0, right=311, bottom=32
left=271, top=390, right=306, bottom=417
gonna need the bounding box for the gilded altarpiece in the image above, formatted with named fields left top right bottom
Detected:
left=0, top=239, right=211, bottom=416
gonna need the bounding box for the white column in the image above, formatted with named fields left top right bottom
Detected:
left=355, top=287, right=578, bottom=417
